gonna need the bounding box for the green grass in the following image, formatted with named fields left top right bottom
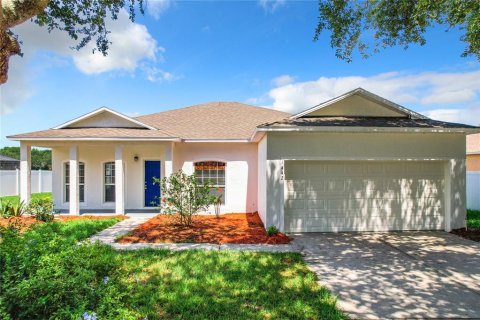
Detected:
left=0, top=218, right=345, bottom=320
left=467, top=209, right=480, bottom=229
left=0, top=192, right=52, bottom=205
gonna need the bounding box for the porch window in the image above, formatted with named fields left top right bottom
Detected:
left=194, top=161, right=226, bottom=204
left=104, top=162, right=115, bottom=202
left=64, top=162, right=85, bottom=202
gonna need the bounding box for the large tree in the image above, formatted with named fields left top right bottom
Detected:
left=0, top=0, right=145, bottom=85
left=315, top=0, right=480, bottom=62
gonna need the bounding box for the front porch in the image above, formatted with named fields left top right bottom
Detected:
left=19, top=141, right=174, bottom=214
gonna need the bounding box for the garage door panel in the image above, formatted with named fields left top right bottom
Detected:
left=285, top=180, right=306, bottom=191
left=284, top=161, right=445, bottom=232
left=285, top=199, right=305, bottom=210
left=327, top=164, right=346, bottom=174
left=326, top=180, right=345, bottom=193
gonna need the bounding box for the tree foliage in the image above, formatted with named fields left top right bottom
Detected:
left=0, top=147, right=51, bottom=170
left=0, top=0, right=145, bottom=84
left=156, top=171, right=217, bottom=226
left=315, top=0, right=480, bottom=62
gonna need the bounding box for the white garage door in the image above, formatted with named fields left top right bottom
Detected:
left=284, top=161, right=445, bottom=232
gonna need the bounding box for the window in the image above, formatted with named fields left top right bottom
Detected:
left=64, top=162, right=85, bottom=202
left=194, top=161, right=226, bottom=204
left=104, top=162, right=115, bottom=202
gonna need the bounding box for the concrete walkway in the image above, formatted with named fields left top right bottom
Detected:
left=291, top=231, right=480, bottom=319
left=88, top=215, right=295, bottom=252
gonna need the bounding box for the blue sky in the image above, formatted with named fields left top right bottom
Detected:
left=1, top=0, right=479, bottom=147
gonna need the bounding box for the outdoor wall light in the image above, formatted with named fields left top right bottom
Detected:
left=134, top=155, right=139, bottom=162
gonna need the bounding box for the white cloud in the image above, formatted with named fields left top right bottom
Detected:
left=144, top=66, right=180, bottom=82
left=0, top=56, right=33, bottom=115
left=14, top=10, right=164, bottom=75
left=147, top=0, right=173, bottom=19
left=2, top=9, right=177, bottom=114
left=258, top=0, right=286, bottom=13
left=271, top=74, right=295, bottom=87
left=73, top=15, right=160, bottom=74
left=422, top=108, right=480, bottom=125
left=262, top=70, right=480, bottom=125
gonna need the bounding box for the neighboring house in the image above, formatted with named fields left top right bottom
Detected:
left=466, top=133, right=480, bottom=210
left=8, top=88, right=479, bottom=232
left=467, top=133, right=480, bottom=172
left=0, top=155, right=20, bottom=170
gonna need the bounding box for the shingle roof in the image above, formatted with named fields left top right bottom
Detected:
left=8, top=128, right=176, bottom=140
left=8, top=102, right=291, bottom=141
left=135, top=102, right=290, bottom=140
left=0, top=155, right=19, bottom=162
left=261, top=116, right=478, bottom=129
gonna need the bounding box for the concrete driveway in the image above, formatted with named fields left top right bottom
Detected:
left=291, top=232, right=480, bottom=319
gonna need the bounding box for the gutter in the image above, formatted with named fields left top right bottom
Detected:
left=7, top=137, right=183, bottom=142
left=254, top=126, right=480, bottom=134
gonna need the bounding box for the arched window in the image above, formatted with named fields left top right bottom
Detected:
left=64, top=162, right=85, bottom=202
left=104, top=162, right=115, bottom=202
left=194, top=161, right=226, bottom=204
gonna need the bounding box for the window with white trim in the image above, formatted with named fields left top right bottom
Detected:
left=104, top=162, right=115, bottom=202
left=64, top=162, right=85, bottom=202
left=194, top=161, right=226, bottom=204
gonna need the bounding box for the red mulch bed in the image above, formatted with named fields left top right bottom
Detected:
left=0, top=215, right=127, bottom=230
left=451, top=228, right=480, bottom=242
left=117, top=212, right=291, bottom=245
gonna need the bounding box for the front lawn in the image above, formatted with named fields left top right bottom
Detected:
left=0, top=192, right=52, bottom=205
left=0, top=217, right=345, bottom=320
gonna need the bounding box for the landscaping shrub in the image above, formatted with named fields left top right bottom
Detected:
left=266, top=225, right=279, bottom=236
left=467, top=209, right=480, bottom=229
left=0, top=219, right=133, bottom=320
left=0, top=201, right=26, bottom=218
left=156, top=170, right=217, bottom=225
left=27, top=198, right=55, bottom=222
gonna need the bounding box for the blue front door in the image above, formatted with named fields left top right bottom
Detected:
left=144, top=160, right=161, bottom=207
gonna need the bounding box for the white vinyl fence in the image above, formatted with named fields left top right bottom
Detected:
left=0, top=170, right=52, bottom=197
left=467, top=172, right=480, bottom=210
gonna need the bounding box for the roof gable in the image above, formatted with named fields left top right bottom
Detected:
left=292, top=88, right=427, bottom=119
left=54, top=107, right=156, bottom=130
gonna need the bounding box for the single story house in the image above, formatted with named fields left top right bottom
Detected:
left=8, top=88, right=479, bottom=232
left=467, top=133, right=480, bottom=172
left=0, top=155, right=20, bottom=170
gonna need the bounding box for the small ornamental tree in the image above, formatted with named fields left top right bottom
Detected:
left=154, top=170, right=216, bottom=226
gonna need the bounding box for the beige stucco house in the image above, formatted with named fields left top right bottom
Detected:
left=8, top=88, right=478, bottom=232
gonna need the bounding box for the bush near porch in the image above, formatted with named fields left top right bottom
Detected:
left=0, top=218, right=345, bottom=320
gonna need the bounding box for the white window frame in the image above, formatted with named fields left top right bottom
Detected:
left=64, top=161, right=85, bottom=203
left=194, top=161, right=226, bottom=204
left=104, top=161, right=116, bottom=203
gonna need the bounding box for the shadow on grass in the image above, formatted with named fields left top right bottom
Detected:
left=115, top=249, right=346, bottom=320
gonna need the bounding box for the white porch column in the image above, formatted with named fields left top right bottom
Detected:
left=20, top=143, right=31, bottom=203
left=69, top=145, right=80, bottom=215
left=165, top=142, right=174, bottom=178
left=115, top=145, right=125, bottom=215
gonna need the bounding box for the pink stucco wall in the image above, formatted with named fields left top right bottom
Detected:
left=173, top=142, right=258, bottom=214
